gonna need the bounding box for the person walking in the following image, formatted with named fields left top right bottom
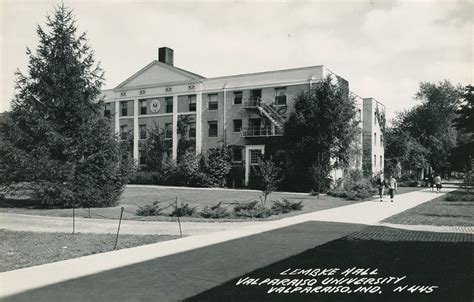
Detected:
left=376, top=174, right=386, bottom=202
left=388, top=175, right=397, bottom=202
left=429, top=174, right=435, bottom=192
left=433, top=174, right=442, bottom=193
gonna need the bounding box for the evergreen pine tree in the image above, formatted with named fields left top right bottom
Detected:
left=0, top=4, right=134, bottom=208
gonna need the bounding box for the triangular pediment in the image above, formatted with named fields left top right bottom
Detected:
left=115, top=61, right=204, bottom=89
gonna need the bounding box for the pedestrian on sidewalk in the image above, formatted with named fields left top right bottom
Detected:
left=434, top=174, right=442, bottom=193
left=388, top=175, right=397, bottom=202
left=429, top=174, right=435, bottom=192
left=376, top=174, right=386, bottom=202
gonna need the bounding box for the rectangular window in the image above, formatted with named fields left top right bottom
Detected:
left=374, top=155, right=377, bottom=167
left=249, top=118, right=261, bottom=127
left=189, top=122, right=196, bottom=138
left=374, top=111, right=377, bottom=125
left=166, top=97, right=173, bottom=113
left=232, top=146, right=243, bottom=162
left=233, top=91, right=243, bottom=104
left=251, top=89, right=262, bottom=98
left=208, top=121, right=218, bottom=137
left=165, top=123, right=172, bottom=139
left=140, top=100, right=147, bottom=115
left=188, top=95, right=196, bottom=112
left=104, top=103, right=111, bottom=116
left=380, top=156, right=383, bottom=168
left=139, top=124, right=147, bottom=140
left=380, top=135, right=383, bottom=146
left=274, top=87, right=287, bottom=105
left=374, top=133, right=377, bottom=146
left=120, top=101, right=128, bottom=116
left=208, top=94, right=218, bottom=110
left=120, top=125, right=128, bottom=140
left=250, top=149, right=262, bottom=165
left=139, top=151, right=146, bottom=165
left=233, top=119, right=242, bottom=132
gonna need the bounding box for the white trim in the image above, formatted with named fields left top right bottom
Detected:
left=195, top=81, right=203, bottom=154
left=244, top=145, right=265, bottom=186
left=133, top=99, right=139, bottom=161
left=114, top=101, right=120, bottom=134
left=138, top=113, right=173, bottom=118
left=223, top=84, right=227, bottom=144
left=177, top=111, right=197, bottom=116
left=172, top=95, right=178, bottom=160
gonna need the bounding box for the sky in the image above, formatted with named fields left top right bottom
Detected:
left=0, top=0, right=472, bottom=121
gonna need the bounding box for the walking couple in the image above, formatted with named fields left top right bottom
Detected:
left=376, top=174, right=397, bottom=202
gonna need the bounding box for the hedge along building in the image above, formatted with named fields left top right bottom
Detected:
left=101, top=47, right=384, bottom=187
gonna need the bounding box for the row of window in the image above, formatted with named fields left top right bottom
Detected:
left=374, top=133, right=383, bottom=146
left=120, top=118, right=266, bottom=141
left=107, top=87, right=288, bottom=117
left=120, top=123, right=196, bottom=140
left=137, top=146, right=252, bottom=165
left=373, top=155, right=383, bottom=168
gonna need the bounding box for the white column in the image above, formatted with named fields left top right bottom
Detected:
left=195, top=81, right=203, bottom=154
left=223, top=84, right=227, bottom=144
left=172, top=95, right=178, bottom=160
left=133, top=99, right=139, bottom=161
left=114, top=101, right=120, bottom=134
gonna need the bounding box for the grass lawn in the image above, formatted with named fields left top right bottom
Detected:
left=383, top=190, right=474, bottom=226
left=0, top=186, right=366, bottom=222
left=0, top=229, right=180, bottom=272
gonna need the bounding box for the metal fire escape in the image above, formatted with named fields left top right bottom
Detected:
left=242, top=97, right=286, bottom=137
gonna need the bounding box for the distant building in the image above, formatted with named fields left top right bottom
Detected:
left=362, top=97, right=386, bottom=176
left=101, top=47, right=384, bottom=187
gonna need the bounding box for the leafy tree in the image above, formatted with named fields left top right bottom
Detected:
left=204, top=144, right=232, bottom=187
left=142, top=122, right=171, bottom=172
left=0, top=5, right=134, bottom=208
left=451, top=85, right=473, bottom=172
left=252, top=157, right=283, bottom=206
left=384, top=125, right=429, bottom=177
left=284, top=75, right=359, bottom=191
left=391, top=81, right=462, bottom=177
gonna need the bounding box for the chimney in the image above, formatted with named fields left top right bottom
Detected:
left=158, top=47, right=174, bottom=66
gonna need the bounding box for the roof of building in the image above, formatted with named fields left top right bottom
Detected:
left=114, top=60, right=205, bottom=90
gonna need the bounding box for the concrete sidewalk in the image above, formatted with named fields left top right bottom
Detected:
left=0, top=213, right=260, bottom=236
left=0, top=188, right=457, bottom=299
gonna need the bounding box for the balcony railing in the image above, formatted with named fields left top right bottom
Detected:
left=241, top=126, right=283, bottom=137
left=243, top=97, right=262, bottom=108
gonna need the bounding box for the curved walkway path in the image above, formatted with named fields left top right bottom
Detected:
left=0, top=213, right=259, bottom=236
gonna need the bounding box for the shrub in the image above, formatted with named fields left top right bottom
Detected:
left=170, top=202, right=196, bottom=217
left=327, top=170, right=374, bottom=201
left=199, top=202, right=230, bottom=218
left=271, top=199, right=303, bottom=214
left=345, top=190, right=373, bottom=200
left=204, top=145, right=232, bottom=187
left=130, top=171, right=162, bottom=185
left=136, top=201, right=163, bottom=216
left=233, top=200, right=272, bottom=218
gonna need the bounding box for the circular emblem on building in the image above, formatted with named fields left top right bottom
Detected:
left=150, top=99, right=161, bottom=113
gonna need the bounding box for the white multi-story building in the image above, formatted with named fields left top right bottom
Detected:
left=102, top=47, right=385, bottom=187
